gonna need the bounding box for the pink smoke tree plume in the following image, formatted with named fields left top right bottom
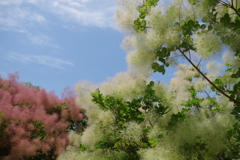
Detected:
left=0, top=72, right=84, bottom=160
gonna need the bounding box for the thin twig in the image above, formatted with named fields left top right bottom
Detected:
left=134, top=141, right=143, bottom=148
left=148, top=120, right=153, bottom=128
left=204, top=90, right=211, bottom=98
left=218, top=0, right=229, bottom=6
left=203, top=147, right=210, bottom=156
left=191, top=3, right=196, bottom=20
left=188, top=50, right=191, bottom=60
left=197, top=58, right=202, bottom=68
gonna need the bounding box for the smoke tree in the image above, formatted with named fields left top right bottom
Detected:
left=0, top=72, right=84, bottom=160
left=59, top=0, right=240, bottom=159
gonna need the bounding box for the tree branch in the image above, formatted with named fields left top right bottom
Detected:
left=177, top=48, right=240, bottom=105
left=229, top=5, right=240, bottom=17
left=219, top=0, right=240, bottom=17
left=148, top=120, right=153, bottom=128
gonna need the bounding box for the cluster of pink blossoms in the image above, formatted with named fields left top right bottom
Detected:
left=0, top=72, right=84, bottom=160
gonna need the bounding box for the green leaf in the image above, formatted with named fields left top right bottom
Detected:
left=231, top=69, right=240, bottom=78
left=155, top=49, right=169, bottom=59
left=141, top=19, right=147, bottom=26
left=161, top=67, right=165, bottom=75
left=184, top=36, right=193, bottom=43
left=200, top=24, right=206, bottom=29
left=152, top=62, right=165, bottom=74
left=194, top=23, right=200, bottom=29
left=208, top=25, right=213, bottom=31
left=162, top=47, right=167, bottom=54
left=137, top=5, right=148, bottom=13
left=152, top=62, right=160, bottom=71
left=139, top=13, right=147, bottom=19
left=220, top=13, right=230, bottom=25
left=119, top=109, right=124, bottom=115
left=158, top=58, right=166, bottom=64
left=180, top=20, right=186, bottom=25
left=145, top=0, right=159, bottom=8
left=188, top=0, right=198, bottom=5
left=133, top=18, right=146, bottom=32
left=118, top=121, right=123, bottom=125
left=134, top=18, right=141, bottom=25
left=148, top=139, right=155, bottom=144
left=174, top=22, right=180, bottom=27
left=187, top=20, right=195, bottom=28
left=149, top=81, right=154, bottom=87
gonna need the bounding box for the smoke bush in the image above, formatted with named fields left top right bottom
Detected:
left=0, top=72, right=84, bottom=160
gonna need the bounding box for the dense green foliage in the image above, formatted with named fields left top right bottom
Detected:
left=91, top=82, right=168, bottom=159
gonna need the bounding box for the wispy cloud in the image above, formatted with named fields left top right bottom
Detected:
left=4, top=52, right=74, bottom=69
left=0, top=0, right=23, bottom=6
left=0, top=5, right=46, bottom=33
left=0, top=0, right=116, bottom=31
left=0, top=0, right=116, bottom=50
left=49, top=0, right=116, bottom=28
left=27, top=33, right=60, bottom=48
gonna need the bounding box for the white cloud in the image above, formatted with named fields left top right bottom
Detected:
left=4, top=52, right=74, bottom=69
left=52, top=3, right=115, bottom=28
left=0, top=0, right=116, bottom=49
left=0, top=0, right=23, bottom=6
left=0, top=0, right=116, bottom=30
left=48, top=0, right=116, bottom=28
left=27, top=33, right=60, bottom=48
left=0, top=6, right=46, bottom=32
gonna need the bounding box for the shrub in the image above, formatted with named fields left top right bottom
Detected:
left=0, top=72, right=84, bottom=160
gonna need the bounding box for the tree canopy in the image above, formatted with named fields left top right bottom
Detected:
left=58, top=0, right=240, bottom=159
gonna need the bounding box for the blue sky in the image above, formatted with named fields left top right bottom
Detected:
left=0, top=0, right=174, bottom=97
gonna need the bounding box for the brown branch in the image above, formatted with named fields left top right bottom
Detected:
left=218, top=0, right=240, bottom=17
left=229, top=5, right=240, bottom=17
left=148, top=120, right=153, bottom=128
left=177, top=47, right=240, bottom=105
left=134, top=141, right=143, bottom=148
left=236, top=0, right=238, bottom=10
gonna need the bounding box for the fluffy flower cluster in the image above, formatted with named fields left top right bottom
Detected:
left=115, top=0, right=142, bottom=33
left=194, top=32, right=222, bottom=59
left=0, top=73, right=83, bottom=160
